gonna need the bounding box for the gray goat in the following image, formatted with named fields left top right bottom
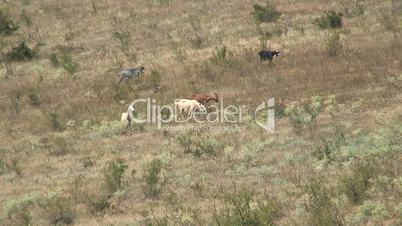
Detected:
left=117, top=66, right=145, bottom=83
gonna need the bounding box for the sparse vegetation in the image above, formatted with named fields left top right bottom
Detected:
left=6, top=42, right=35, bottom=62
left=49, top=112, right=63, bottom=131
left=252, top=2, right=281, bottom=23
left=313, top=10, right=343, bottom=29
left=27, top=88, right=40, bottom=106
left=326, top=31, right=342, bottom=57
left=0, top=10, right=19, bottom=35
left=213, top=45, right=228, bottom=62
left=61, top=53, right=79, bottom=75
left=213, top=191, right=280, bottom=226
left=148, top=69, right=162, bottom=91
left=143, top=159, right=166, bottom=199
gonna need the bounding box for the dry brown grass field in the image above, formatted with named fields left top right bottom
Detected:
left=0, top=0, right=402, bottom=225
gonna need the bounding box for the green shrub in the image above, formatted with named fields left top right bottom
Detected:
left=177, top=132, right=219, bottom=157
left=0, top=10, right=19, bottom=35
left=313, top=10, right=343, bottom=29
left=315, top=125, right=346, bottom=164
left=45, top=196, right=75, bottom=225
left=348, top=201, right=389, bottom=225
left=193, top=138, right=217, bottom=157
left=304, top=178, right=343, bottom=226
left=177, top=132, right=193, bottom=154
left=213, top=45, right=228, bottom=62
left=213, top=191, right=280, bottom=226
left=4, top=192, right=75, bottom=226
left=339, top=162, right=373, bottom=204
left=144, top=159, right=166, bottom=199
left=6, top=41, right=34, bottom=62
left=4, top=192, right=42, bottom=226
left=253, top=2, right=281, bottom=23
left=103, top=158, right=128, bottom=194
left=61, top=53, right=79, bottom=75
left=95, top=120, right=127, bottom=137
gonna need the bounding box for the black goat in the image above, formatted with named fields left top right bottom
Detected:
left=258, top=50, right=280, bottom=62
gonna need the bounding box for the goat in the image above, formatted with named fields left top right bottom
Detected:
left=121, top=105, right=135, bottom=127
left=185, top=91, right=219, bottom=105
left=117, top=66, right=145, bottom=83
left=174, top=99, right=206, bottom=118
left=258, top=50, right=280, bottom=63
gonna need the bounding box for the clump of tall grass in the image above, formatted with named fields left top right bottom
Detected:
left=213, top=190, right=281, bottom=226
left=252, top=2, right=281, bottom=23
left=6, top=42, right=35, bottom=62
left=313, top=10, right=343, bottom=29
left=0, top=10, right=19, bottom=35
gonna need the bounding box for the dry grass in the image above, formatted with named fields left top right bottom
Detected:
left=0, top=0, right=402, bottom=225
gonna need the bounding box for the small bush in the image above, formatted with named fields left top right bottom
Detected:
left=213, top=191, right=280, bottom=226
left=45, top=196, right=75, bottom=225
left=213, top=45, right=228, bottom=62
left=95, top=120, right=127, bottom=137
left=0, top=10, right=19, bottom=35
left=188, top=33, right=204, bottom=49
left=304, top=177, right=343, bottom=226
left=10, top=159, right=22, bottom=176
left=6, top=42, right=34, bottom=62
left=4, top=192, right=75, bottom=226
left=379, top=10, right=400, bottom=35
left=112, top=83, right=129, bottom=100
left=326, top=32, right=342, bottom=57
left=61, top=53, right=79, bottom=75
left=348, top=201, right=389, bottom=225
left=27, top=88, right=40, bottom=106
left=0, top=159, right=5, bottom=174
left=253, top=2, right=281, bottom=23
left=313, top=10, right=343, bottom=29
left=103, top=158, right=128, bottom=195
left=48, top=136, right=73, bottom=156
left=144, top=159, right=166, bottom=199
left=112, top=30, right=130, bottom=50
left=341, top=0, right=365, bottom=17
left=339, top=162, right=373, bottom=204
left=148, top=69, right=162, bottom=91
left=49, top=112, right=63, bottom=131
left=10, top=90, right=23, bottom=114
left=49, top=52, right=59, bottom=67
left=177, top=132, right=219, bottom=157
left=4, top=192, right=42, bottom=226
left=177, top=132, right=193, bottom=154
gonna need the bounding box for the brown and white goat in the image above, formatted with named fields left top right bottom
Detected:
left=185, top=91, right=219, bottom=105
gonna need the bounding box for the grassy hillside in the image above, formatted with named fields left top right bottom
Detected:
left=0, top=0, right=401, bottom=225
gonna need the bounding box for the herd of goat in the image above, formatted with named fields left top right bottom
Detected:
left=120, top=49, right=280, bottom=125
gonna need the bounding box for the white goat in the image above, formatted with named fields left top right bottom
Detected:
left=121, top=105, right=135, bottom=126
left=174, top=99, right=206, bottom=117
